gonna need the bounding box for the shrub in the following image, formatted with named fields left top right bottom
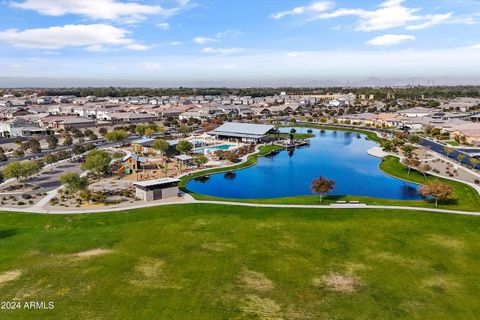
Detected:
left=22, top=194, right=32, bottom=200
left=475, top=179, right=479, bottom=184
left=17, top=201, right=25, bottom=206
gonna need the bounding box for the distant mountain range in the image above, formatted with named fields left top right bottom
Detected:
left=1, top=76, right=480, bottom=88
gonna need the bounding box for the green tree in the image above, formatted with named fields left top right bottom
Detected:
left=401, top=144, right=415, bottom=157
left=407, top=134, right=421, bottom=144
left=469, top=157, right=480, bottom=169
left=457, top=154, right=465, bottom=163
left=193, top=155, right=208, bottom=168
left=81, top=150, right=112, bottom=177
left=443, top=147, right=454, bottom=158
left=179, top=124, right=192, bottom=136
left=63, top=134, right=73, bottom=146
left=176, top=140, right=193, bottom=154
left=104, top=129, right=129, bottom=142
left=310, top=176, right=336, bottom=203
left=2, top=160, right=39, bottom=187
left=135, top=125, right=146, bottom=136
left=44, top=153, right=57, bottom=170
left=46, top=135, right=59, bottom=150
left=144, top=128, right=155, bottom=137
left=59, top=172, right=88, bottom=195
left=152, top=139, right=170, bottom=155
left=28, top=138, right=41, bottom=154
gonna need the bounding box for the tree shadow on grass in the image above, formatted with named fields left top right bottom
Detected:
left=0, top=229, right=17, bottom=240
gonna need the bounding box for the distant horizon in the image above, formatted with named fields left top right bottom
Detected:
left=2, top=76, right=480, bottom=89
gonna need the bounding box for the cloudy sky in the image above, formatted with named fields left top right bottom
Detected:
left=0, top=0, right=479, bottom=86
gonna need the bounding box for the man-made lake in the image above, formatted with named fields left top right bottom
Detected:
left=187, top=128, right=424, bottom=200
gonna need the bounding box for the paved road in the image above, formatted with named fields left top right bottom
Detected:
left=420, top=138, right=480, bottom=169
left=28, top=162, right=83, bottom=193
left=0, top=135, right=142, bottom=165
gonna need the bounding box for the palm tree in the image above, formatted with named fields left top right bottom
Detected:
left=311, top=176, right=336, bottom=203
left=443, top=147, right=454, bottom=158
left=469, top=157, right=480, bottom=170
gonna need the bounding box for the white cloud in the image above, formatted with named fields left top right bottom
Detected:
left=367, top=34, right=415, bottom=46
left=0, top=24, right=147, bottom=50
left=193, top=36, right=218, bottom=44
left=123, top=43, right=149, bottom=51
left=202, top=47, right=245, bottom=55
left=406, top=13, right=452, bottom=30
left=271, top=1, right=332, bottom=19
left=157, top=22, right=171, bottom=30
left=10, top=0, right=191, bottom=23
left=169, top=41, right=183, bottom=46
left=194, top=30, right=242, bottom=45
left=215, top=30, right=242, bottom=38
left=274, top=0, right=466, bottom=32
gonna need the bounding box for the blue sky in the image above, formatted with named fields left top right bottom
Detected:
left=0, top=0, right=479, bottom=85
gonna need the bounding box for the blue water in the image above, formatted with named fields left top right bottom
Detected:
left=187, top=128, right=424, bottom=200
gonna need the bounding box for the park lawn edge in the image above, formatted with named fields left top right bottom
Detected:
left=181, top=125, right=480, bottom=212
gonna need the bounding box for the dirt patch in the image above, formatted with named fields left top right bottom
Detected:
left=241, top=294, right=283, bottom=320
left=429, top=235, right=464, bottom=250
left=423, top=275, right=460, bottom=291
left=135, top=257, right=165, bottom=278
left=284, top=306, right=314, bottom=320
left=371, top=251, right=428, bottom=269
left=239, top=270, right=275, bottom=292
left=131, top=257, right=182, bottom=289
left=0, top=270, right=22, bottom=285
left=201, top=242, right=236, bottom=252
left=72, top=248, right=114, bottom=259
left=313, top=273, right=361, bottom=293
left=194, top=219, right=208, bottom=227
left=278, top=234, right=298, bottom=249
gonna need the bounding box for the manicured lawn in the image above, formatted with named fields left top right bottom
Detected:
left=184, top=151, right=480, bottom=212
left=379, top=156, right=480, bottom=212
left=288, top=123, right=384, bottom=143
left=273, top=132, right=316, bottom=140
left=446, top=140, right=460, bottom=147
left=179, top=144, right=284, bottom=189
left=1, top=204, right=480, bottom=319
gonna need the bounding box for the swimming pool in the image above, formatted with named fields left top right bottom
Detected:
left=187, top=128, right=425, bottom=200
left=192, top=144, right=234, bottom=154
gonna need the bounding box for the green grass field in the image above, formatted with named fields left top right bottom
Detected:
left=1, top=204, right=480, bottom=319
left=446, top=140, right=460, bottom=147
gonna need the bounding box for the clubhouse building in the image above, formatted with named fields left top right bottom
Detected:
left=208, top=122, right=277, bottom=143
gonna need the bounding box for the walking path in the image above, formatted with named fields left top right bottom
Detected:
left=1, top=195, right=479, bottom=216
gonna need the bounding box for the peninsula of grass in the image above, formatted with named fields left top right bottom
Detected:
left=446, top=140, right=460, bottom=147
left=1, top=204, right=480, bottom=319
left=179, top=144, right=284, bottom=189
left=282, top=123, right=384, bottom=143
